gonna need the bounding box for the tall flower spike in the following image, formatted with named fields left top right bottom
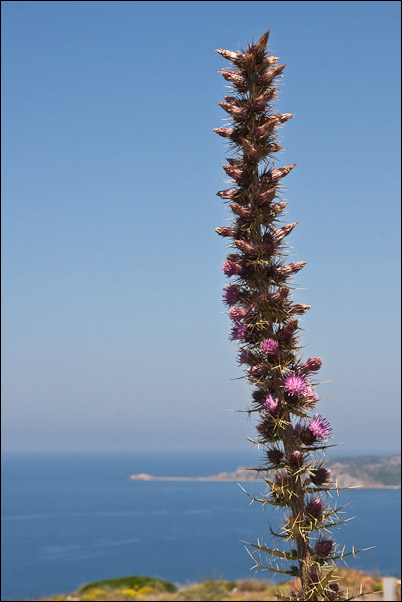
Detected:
left=215, top=30, right=355, bottom=601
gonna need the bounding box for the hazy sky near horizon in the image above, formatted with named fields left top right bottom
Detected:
left=2, top=1, right=401, bottom=453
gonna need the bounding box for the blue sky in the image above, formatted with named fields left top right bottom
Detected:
left=2, top=1, right=401, bottom=453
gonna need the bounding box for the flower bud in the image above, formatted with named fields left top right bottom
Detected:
left=215, top=226, right=237, bottom=237
left=288, top=450, right=304, bottom=468
left=301, top=357, right=323, bottom=374
left=272, top=222, right=298, bottom=243
left=222, top=259, right=242, bottom=277
left=219, top=69, right=248, bottom=91
left=314, top=538, right=333, bottom=557
left=256, top=113, right=294, bottom=139
left=270, top=201, right=288, bottom=216
left=310, top=467, right=331, bottom=486
left=252, top=88, right=277, bottom=112
left=222, top=285, right=240, bottom=306
left=256, top=417, right=275, bottom=440
left=216, top=189, right=238, bottom=199
left=229, top=203, right=253, bottom=220
left=215, top=48, right=244, bottom=65
left=228, top=306, right=246, bottom=321
left=241, top=138, right=260, bottom=163
left=218, top=101, right=248, bottom=121
left=274, top=261, right=307, bottom=278
left=255, top=187, right=277, bottom=208
left=222, top=164, right=249, bottom=185
left=306, top=497, right=323, bottom=519
left=213, top=126, right=236, bottom=139
left=234, top=239, right=259, bottom=257
left=291, top=304, right=311, bottom=315
left=247, top=364, right=267, bottom=378
left=258, top=63, right=286, bottom=85
left=267, top=448, right=284, bottom=465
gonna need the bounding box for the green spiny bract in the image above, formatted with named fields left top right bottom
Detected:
left=214, top=31, right=366, bottom=602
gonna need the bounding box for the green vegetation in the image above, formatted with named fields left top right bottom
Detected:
left=77, top=576, right=177, bottom=594
left=41, top=570, right=397, bottom=601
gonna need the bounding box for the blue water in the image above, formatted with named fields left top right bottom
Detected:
left=1, top=451, right=401, bottom=601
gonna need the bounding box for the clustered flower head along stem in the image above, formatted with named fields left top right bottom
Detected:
left=214, top=30, right=367, bottom=602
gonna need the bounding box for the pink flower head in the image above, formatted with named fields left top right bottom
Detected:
left=288, top=450, right=304, bottom=468
left=230, top=322, right=247, bottom=342
left=275, top=473, right=288, bottom=487
left=260, top=338, right=279, bottom=356
left=222, top=285, right=240, bottom=306
left=222, top=259, right=242, bottom=277
left=301, top=357, right=323, bottom=374
left=304, top=385, right=318, bottom=407
left=309, top=414, right=332, bottom=440
left=228, top=306, right=246, bottom=321
left=263, top=395, right=283, bottom=417
left=306, top=497, right=323, bottom=519
left=283, top=374, right=307, bottom=398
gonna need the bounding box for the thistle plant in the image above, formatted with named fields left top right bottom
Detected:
left=214, top=31, right=369, bottom=602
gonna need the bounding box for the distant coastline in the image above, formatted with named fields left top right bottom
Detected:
left=129, top=454, right=401, bottom=489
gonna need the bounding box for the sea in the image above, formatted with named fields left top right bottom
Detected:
left=1, top=451, right=401, bottom=601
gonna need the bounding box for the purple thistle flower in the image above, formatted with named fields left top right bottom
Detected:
left=222, top=285, right=240, bottom=306
left=230, top=322, right=247, bottom=341
left=238, top=350, right=251, bottom=365
left=222, top=259, right=242, bottom=277
left=304, top=385, right=318, bottom=407
left=309, top=414, right=332, bottom=440
left=228, top=306, right=246, bottom=321
left=283, top=374, right=307, bottom=398
left=305, top=497, right=323, bottom=519
left=260, top=338, right=279, bottom=356
left=263, top=395, right=283, bottom=417
left=314, top=538, right=334, bottom=557
left=301, top=357, right=323, bottom=374
left=288, top=450, right=304, bottom=468
left=267, top=448, right=284, bottom=465
left=310, top=467, right=331, bottom=486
